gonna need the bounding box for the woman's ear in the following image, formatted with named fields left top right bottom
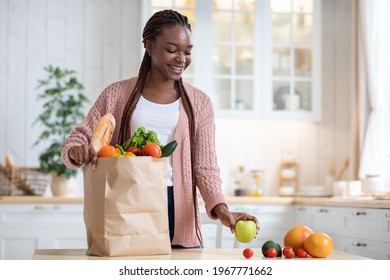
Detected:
left=145, top=40, right=152, bottom=55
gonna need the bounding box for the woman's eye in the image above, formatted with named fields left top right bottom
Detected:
left=185, top=51, right=192, bottom=55
left=167, top=49, right=176, bottom=53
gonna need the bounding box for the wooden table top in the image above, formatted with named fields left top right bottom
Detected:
left=32, top=248, right=370, bottom=260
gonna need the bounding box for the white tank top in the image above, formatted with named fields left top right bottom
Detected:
left=131, top=95, right=181, bottom=186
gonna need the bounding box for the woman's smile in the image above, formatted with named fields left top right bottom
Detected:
left=168, top=64, right=185, bottom=75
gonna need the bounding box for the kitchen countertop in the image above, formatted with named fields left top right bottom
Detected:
left=0, top=195, right=83, bottom=204
left=293, top=195, right=390, bottom=209
left=1, top=195, right=390, bottom=209
left=32, top=248, right=369, bottom=260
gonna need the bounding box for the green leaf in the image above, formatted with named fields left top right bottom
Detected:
left=33, top=65, right=90, bottom=178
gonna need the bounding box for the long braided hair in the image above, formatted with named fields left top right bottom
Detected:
left=118, top=9, right=202, bottom=246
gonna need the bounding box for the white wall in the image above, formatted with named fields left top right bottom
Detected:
left=0, top=0, right=357, bottom=196
left=0, top=0, right=141, bottom=165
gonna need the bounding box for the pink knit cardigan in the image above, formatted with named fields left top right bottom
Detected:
left=61, top=77, right=228, bottom=247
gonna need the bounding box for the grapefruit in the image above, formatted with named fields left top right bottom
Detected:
left=304, top=232, right=334, bottom=258
left=283, top=225, right=314, bottom=251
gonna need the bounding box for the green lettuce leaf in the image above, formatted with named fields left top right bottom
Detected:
left=122, top=126, right=162, bottom=150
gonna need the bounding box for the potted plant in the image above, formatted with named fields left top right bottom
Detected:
left=33, top=65, right=89, bottom=196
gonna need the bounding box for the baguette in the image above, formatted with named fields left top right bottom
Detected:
left=90, top=113, right=116, bottom=153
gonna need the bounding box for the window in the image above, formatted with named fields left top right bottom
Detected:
left=268, top=0, right=320, bottom=120
left=147, top=0, right=321, bottom=120
left=211, top=0, right=256, bottom=113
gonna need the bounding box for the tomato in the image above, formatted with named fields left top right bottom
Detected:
left=295, top=248, right=308, bottom=258
left=126, top=146, right=142, bottom=156
left=141, top=143, right=162, bottom=158
left=266, top=248, right=278, bottom=258
left=283, top=246, right=294, bottom=259
left=243, top=248, right=254, bottom=259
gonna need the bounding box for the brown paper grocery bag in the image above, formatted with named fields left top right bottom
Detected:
left=83, top=156, right=172, bottom=257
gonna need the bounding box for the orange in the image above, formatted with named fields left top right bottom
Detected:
left=304, top=232, right=334, bottom=258
left=283, top=225, right=314, bottom=251
left=98, top=146, right=117, bottom=157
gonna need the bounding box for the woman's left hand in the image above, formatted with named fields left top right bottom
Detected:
left=212, top=204, right=260, bottom=234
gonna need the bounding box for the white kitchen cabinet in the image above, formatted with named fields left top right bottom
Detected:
left=336, top=236, right=384, bottom=260
left=0, top=203, right=86, bottom=260
left=383, top=243, right=390, bottom=260
left=382, top=209, right=390, bottom=259
left=294, top=204, right=389, bottom=259
left=311, top=206, right=344, bottom=236
left=294, top=205, right=314, bottom=225
left=294, top=205, right=344, bottom=235
left=343, top=208, right=383, bottom=242
left=340, top=207, right=384, bottom=259
left=294, top=205, right=345, bottom=249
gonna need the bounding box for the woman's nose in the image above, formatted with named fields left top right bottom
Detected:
left=176, top=53, right=185, bottom=63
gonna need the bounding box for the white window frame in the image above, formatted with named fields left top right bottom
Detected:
left=143, top=0, right=322, bottom=121
left=265, top=0, right=322, bottom=121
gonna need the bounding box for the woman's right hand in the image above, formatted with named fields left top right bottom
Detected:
left=69, top=144, right=98, bottom=170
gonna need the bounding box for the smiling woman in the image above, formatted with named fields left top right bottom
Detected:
left=61, top=9, right=259, bottom=249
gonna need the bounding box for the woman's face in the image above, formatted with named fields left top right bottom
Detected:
left=148, top=24, right=193, bottom=81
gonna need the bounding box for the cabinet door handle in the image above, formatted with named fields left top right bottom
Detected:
left=34, top=205, right=60, bottom=211
left=351, top=211, right=366, bottom=216
left=297, top=207, right=306, bottom=211
left=385, top=213, right=390, bottom=218
left=318, top=208, right=328, bottom=213
left=352, top=242, right=367, bottom=247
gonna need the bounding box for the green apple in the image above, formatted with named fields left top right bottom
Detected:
left=235, top=220, right=257, bottom=243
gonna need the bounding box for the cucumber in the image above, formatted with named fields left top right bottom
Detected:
left=161, top=140, right=178, bottom=157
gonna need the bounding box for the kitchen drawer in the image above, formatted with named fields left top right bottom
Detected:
left=311, top=206, right=344, bottom=236
left=294, top=205, right=314, bottom=226
left=384, top=209, right=390, bottom=243
left=0, top=204, right=84, bottom=225
left=294, top=205, right=343, bottom=237
left=343, top=208, right=383, bottom=242
left=383, top=243, right=390, bottom=260
left=337, top=236, right=384, bottom=259
left=0, top=203, right=86, bottom=259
